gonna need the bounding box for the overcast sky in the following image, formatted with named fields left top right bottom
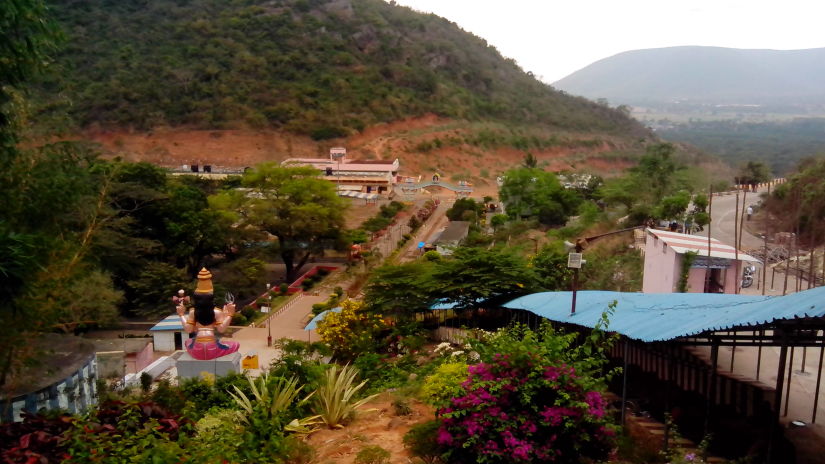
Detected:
left=391, top=0, right=825, bottom=83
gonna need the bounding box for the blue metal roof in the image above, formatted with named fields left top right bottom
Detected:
left=150, top=314, right=184, bottom=331
left=304, top=307, right=342, bottom=331
left=503, top=287, right=825, bottom=342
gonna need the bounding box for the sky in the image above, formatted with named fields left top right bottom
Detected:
left=391, top=0, right=825, bottom=83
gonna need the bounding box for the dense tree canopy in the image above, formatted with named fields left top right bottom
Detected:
left=499, top=168, right=581, bottom=226
left=211, top=164, right=347, bottom=282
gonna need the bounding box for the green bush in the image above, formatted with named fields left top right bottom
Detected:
left=140, top=372, right=152, bottom=393
left=334, top=286, right=344, bottom=297
left=312, top=303, right=328, bottom=316
left=241, top=306, right=257, bottom=320
left=403, top=420, right=444, bottom=464
left=279, top=283, right=289, bottom=294
left=354, top=445, right=391, bottom=464
left=420, top=362, right=468, bottom=407
left=231, top=313, right=248, bottom=326
left=392, top=398, right=413, bottom=416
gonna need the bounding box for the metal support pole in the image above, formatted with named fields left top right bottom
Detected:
left=756, top=330, right=763, bottom=381
left=767, top=342, right=788, bottom=464
left=703, top=341, right=719, bottom=437
left=784, top=347, right=795, bottom=417
left=802, top=347, right=807, bottom=374
left=813, top=338, right=825, bottom=424
left=763, top=234, right=769, bottom=295
left=571, top=267, right=579, bottom=315
left=621, top=340, right=629, bottom=426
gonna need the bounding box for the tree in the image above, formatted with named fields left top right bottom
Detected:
left=522, top=152, right=537, bottom=168
left=212, top=164, right=347, bottom=282
left=498, top=168, right=581, bottom=226
left=364, top=262, right=438, bottom=320
left=446, top=198, right=483, bottom=223
left=432, top=247, right=538, bottom=310
left=737, top=161, right=771, bottom=190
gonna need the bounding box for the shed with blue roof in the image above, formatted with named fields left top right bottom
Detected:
left=150, top=314, right=186, bottom=351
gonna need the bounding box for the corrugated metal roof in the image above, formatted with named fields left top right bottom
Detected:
left=648, top=228, right=759, bottom=262
left=150, top=314, right=184, bottom=331
left=503, top=287, right=825, bottom=342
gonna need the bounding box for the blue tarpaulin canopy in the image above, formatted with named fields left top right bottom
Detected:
left=304, top=307, right=342, bottom=330
left=503, top=287, right=825, bottom=342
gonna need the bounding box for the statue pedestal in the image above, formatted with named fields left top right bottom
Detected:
left=176, top=352, right=241, bottom=379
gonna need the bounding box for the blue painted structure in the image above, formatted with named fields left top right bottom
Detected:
left=304, top=307, right=342, bottom=330
left=503, top=287, right=825, bottom=342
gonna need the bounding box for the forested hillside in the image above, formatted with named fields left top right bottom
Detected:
left=34, top=0, right=645, bottom=139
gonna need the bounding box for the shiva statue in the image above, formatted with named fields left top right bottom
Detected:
left=174, top=268, right=240, bottom=360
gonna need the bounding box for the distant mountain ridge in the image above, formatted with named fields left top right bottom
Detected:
left=554, top=46, right=825, bottom=106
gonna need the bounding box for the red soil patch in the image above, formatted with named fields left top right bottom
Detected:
left=306, top=394, right=435, bottom=464
left=78, top=116, right=638, bottom=180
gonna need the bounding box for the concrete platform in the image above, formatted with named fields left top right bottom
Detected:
left=175, top=352, right=241, bottom=379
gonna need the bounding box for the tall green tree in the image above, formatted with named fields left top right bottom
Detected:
left=499, top=168, right=581, bottom=226
left=364, top=261, right=438, bottom=320
left=737, top=161, right=771, bottom=190
left=211, top=164, right=347, bottom=282
left=432, top=247, right=538, bottom=310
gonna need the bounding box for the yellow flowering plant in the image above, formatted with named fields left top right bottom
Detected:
left=316, top=299, right=386, bottom=361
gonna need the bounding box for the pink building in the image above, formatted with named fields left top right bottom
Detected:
left=642, top=228, right=759, bottom=294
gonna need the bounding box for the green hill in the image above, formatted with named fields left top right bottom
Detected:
left=34, top=0, right=645, bottom=139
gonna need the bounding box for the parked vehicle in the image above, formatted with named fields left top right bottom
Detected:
left=741, top=264, right=756, bottom=288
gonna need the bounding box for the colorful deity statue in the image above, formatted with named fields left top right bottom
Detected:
left=175, top=268, right=240, bottom=360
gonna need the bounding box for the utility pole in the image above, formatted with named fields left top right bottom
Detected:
left=266, top=283, right=272, bottom=347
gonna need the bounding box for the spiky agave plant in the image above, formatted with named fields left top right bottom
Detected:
left=228, top=373, right=321, bottom=433
left=312, top=364, right=378, bottom=428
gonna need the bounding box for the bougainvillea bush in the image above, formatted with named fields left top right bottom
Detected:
left=436, top=316, right=618, bottom=463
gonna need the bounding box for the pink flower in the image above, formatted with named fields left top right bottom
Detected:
left=436, top=427, right=453, bottom=445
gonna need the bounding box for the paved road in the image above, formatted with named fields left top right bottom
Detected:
left=230, top=294, right=326, bottom=373
left=696, top=188, right=764, bottom=250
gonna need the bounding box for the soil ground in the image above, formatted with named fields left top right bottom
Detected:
left=306, top=393, right=433, bottom=464
left=77, top=114, right=639, bottom=182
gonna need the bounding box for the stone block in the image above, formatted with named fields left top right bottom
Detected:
left=176, top=352, right=241, bottom=379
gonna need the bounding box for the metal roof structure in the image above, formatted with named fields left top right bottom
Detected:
left=647, top=228, right=759, bottom=262
left=304, top=307, right=342, bottom=331
left=337, top=190, right=379, bottom=200
left=150, top=314, right=184, bottom=331
left=502, top=287, right=825, bottom=342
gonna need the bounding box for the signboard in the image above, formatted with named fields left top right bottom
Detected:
left=567, top=253, right=583, bottom=269
left=241, top=354, right=259, bottom=370
left=418, top=241, right=425, bottom=249
left=330, top=147, right=347, bottom=159
left=691, top=256, right=732, bottom=269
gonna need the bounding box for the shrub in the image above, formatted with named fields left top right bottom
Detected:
left=355, top=445, right=391, bottom=464
left=311, top=364, right=378, bottom=428
left=241, top=306, right=258, bottom=320
left=420, top=362, right=468, bottom=408
left=392, top=398, right=413, bottom=416
left=0, top=412, right=75, bottom=462
left=423, top=250, right=441, bottom=262
left=283, top=435, right=316, bottom=463
left=279, top=283, right=289, bottom=293
left=333, top=286, right=344, bottom=297
left=140, top=372, right=153, bottom=393
left=437, top=322, right=618, bottom=464
left=312, top=303, right=327, bottom=315
left=232, top=313, right=248, bottom=325
left=65, top=400, right=188, bottom=462
left=403, top=420, right=444, bottom=464
left=316, top=300, right=385, bottom=360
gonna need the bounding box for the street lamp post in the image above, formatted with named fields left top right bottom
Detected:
left=266, top=283, right=272, bottom=347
